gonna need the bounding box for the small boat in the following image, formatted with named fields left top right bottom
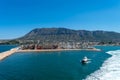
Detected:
left=81, top=56, right=90, bottom=64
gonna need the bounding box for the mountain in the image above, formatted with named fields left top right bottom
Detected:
left=18, top=28, right=120, bottom=42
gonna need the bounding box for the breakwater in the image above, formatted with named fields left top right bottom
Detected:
left=0, top=48, right=18, bottom=60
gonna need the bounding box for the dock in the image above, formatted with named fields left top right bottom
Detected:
left=0, top=48, right=18, bottom=60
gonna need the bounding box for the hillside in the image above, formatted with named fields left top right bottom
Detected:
left=18, top=28, right=120, bottom=42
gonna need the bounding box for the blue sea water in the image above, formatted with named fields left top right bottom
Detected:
left=0, top=45, right=120, bottom=80
left=0, top=45, right=17, bottom=53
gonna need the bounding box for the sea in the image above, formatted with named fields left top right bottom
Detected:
left=0, top=45, right=120, bottom=80
left=0, top=45, right=17, bottom=53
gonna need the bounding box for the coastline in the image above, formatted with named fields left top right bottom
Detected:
left=0, top=47, right=101, bottom=61
left=17, top=48, right=101, bottom=53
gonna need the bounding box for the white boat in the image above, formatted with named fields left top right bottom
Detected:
left=81, top=56, right=90, bottom=64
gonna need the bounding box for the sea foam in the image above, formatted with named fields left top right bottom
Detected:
left=84, top=50, right=120, bottom=80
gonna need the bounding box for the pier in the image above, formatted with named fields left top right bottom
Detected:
left=0, top=48, right=18, bottom=60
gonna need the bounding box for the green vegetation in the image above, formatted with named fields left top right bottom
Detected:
left=0, top=40, right=20, bottom=45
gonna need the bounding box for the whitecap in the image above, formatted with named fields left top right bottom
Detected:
left=84, top=50, right=120, bottom=80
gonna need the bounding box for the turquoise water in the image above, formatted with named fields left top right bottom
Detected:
left=0, top=46, right=120, bottom=80
left=0, top=45, right=17, bottom=53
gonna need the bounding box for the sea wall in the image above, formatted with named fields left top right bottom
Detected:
left=0, top=48, right=18, bottom=60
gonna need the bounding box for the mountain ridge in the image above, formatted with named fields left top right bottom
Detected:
left=18, top=28, right=120, bottom=42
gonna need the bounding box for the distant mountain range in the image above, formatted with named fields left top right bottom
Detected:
left=18, top=28, right=120, bottom=42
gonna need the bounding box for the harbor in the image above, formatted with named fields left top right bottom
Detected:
left=0, top=45, right=101, bottom=61
left=0, top=45, right=117, bottom=80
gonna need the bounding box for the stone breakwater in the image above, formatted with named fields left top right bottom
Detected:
left=0, top=48, right=18, bottom=60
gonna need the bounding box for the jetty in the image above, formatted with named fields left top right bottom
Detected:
left=0, top=48, right=18, bottom=60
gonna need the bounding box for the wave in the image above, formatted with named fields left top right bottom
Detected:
left=84, top=50, right=120, bottom=80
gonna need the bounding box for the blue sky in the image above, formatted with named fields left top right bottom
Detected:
left=0, top=0, right=120, bottom=39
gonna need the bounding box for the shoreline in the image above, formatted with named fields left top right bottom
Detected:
left=0, top=47, right=101, bottom=61
left=17, top=48, right=101, bottom=53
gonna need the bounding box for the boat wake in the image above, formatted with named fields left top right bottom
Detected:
left=84, top=50, right=120, bottom=80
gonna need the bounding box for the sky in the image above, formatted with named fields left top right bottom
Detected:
left=0, top=0, right=120, bottom=39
